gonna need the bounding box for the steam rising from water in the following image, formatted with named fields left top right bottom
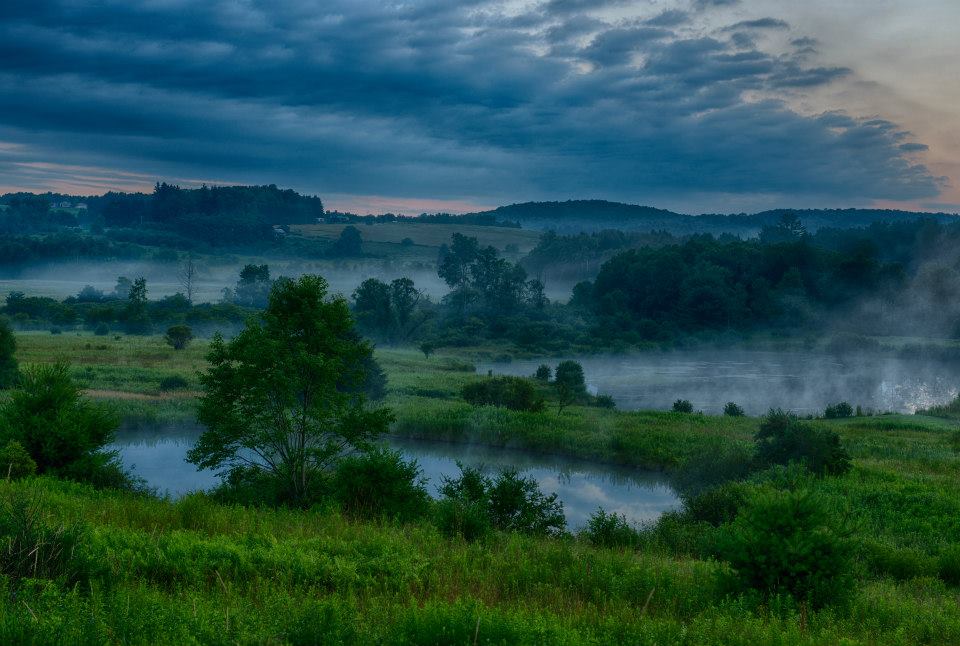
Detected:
left=479, top=351, right=960, bottom=415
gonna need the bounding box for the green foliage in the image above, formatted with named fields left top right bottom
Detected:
left=158, top=375, right=190, bottom=391
left=682, top=482, right=749, bottom=527
left=0, top=441, right=36, bottom=480
left=163, top=324, right=193, bottom=350
left=755, top=409, right=851, bottom=476
left=716, top=488, right=853, bottom=608
left=534, top=364, right=552, bottom=381
left=331, top=225, right=363, bottom=257
left=554, top=360, right=586, bottom=412
left=233, top=264, right=273, bottom=307
left=0, top=363, right=123, bottom=485
left=0, top=493, right=95, bottom=587
left=672, top=399, right=693, bottom=413
left=723, top=402, right=745, bottom=417
left=593, top=394, right=616, bottom=409
left=824, top=401, right=854, bottom=419
left=581, top=508, right=641, bottom=549
left=0, top=317, right=18, bottom=389
left=438, top=465, right=565, bottom=538
left=332, top=449, right=429, bottom=521
left=189, top=275, right=394, bottom=505
left=674, top=443, right=756, bottom=496
left=461, top=376, right=545, bottom=412
left=93, top=323, right=110, bottom=336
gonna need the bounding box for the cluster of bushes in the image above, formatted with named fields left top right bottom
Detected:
left=461, top=376, right=544, bottom=412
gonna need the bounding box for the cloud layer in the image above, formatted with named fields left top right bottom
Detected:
left=0, top=0, right=944, bottom=210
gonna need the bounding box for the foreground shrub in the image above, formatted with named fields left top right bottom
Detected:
left=582, top=508, right=641, bottom=549
left=716, top=488, right=853, bottom=608
left=755, top=409, right=851, bottom=476
left=332, top=449, right=429, bottom=521
left=938, top=545, right=960, bottom=585
left=461, top=376, right=544, bottom=412
left=672, top=399, right=693, bottom=413
left=723, top=402, right=745, bottom=417
left=0, top=493, right=95, bottom=588
left=0, top=363, right=127, bottom=487
left=0, top=441, right=36, bottom=480
left=437, top=465, right=565, bottom=539
left=824, top=401, right=854, bottom=419
left=593, top=394, right=616, bottom=409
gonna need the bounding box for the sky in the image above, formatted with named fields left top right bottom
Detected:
left=0, top=0, right=957, bottom=215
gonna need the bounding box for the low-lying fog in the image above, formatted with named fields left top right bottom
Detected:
left=479, top=350, right=960, bottom=415
left=0, top=260, right=454, bottom=302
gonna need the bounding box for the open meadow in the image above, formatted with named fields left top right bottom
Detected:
left=5, top=331, right=960, bottom=644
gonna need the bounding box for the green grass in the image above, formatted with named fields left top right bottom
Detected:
left=10, top=332, right=960, bottom=643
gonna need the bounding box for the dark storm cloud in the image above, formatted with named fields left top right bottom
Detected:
left=723, top=18, right=790, bottom=31
left=0, top=0, right=942, bottom=205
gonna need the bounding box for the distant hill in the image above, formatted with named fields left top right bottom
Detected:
left=463, top=200, right=960, bottom=236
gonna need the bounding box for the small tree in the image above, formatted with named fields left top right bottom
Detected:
left=330, top=226, right=363, bottom=257
left=124, top=277, right=151, bottom=335
left=419, top=341, right=436, bottom=359
left=672, top=399, right=693, bottom=413
left=724, top=402, right=745, bottom=417
left=0, top=363, right=120, bottom=482
left=188, top=275, right=394, bottom=505
left=755, top=409, right=851, bottom=476
left=0, top=317, right=18, bottom=389
left=534, top=364, right=552, bottom=381
left=164, top=325, right=194, bottom=351
left=554, top=360, right=586, bottom=413
left=716, top=488, right=852, bottom=608
left=178, top=253, right=199, bottom=303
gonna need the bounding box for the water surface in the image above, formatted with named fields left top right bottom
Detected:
left=110, top=426, right=678, bottom=528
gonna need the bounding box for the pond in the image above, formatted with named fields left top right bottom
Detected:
left=478, top=350, right=960, bottom=415
left=110, top=426, right=679, bottom=529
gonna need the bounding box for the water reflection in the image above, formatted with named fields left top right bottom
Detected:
left=110, top=427, right=679, bottom=528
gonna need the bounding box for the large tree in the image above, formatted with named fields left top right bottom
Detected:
left=188, top=275, right=393, bottom=504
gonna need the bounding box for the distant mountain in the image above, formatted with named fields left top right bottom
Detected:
left=464, top=200, right=960, bottom=235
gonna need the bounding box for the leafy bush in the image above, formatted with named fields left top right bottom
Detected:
left=461, top=376, right=544, bottom=412
left=582, top=508, right=640, bottom=548
left=437, top=465, right=565, bottom=538
left=163, top=324, right=193, bottom=350
left=534, top=364, right=552, bottom=381
left=488, top=470, right=565, bottom=536
left=0, top=363, right=125, bottom=486
left=754, top=409, right=851, bottom=476
left=683, top=481, right=749, bottom=527
left=938, top=545, right=960, bottom=585
left=723, top=402, right=745, bottom=417
left=715, top=488, right=853, bottom=608
left=824, top=401, right=854, bottom=419
left=158, top=375, right=190, bottom=391
left=332, top=449, right=430, bottom=521
left=593, top=394, right=616, bottom=409
left=0, top=441, right=36, bottom=480
left=554, top=360, right=586, bottom=412
left=862, top=540, right=936, bottom=581
left=672, top=399, right=693, bottom=413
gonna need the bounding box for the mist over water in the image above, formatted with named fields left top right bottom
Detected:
left=111, top=427, right=678, bottom=528
left=479, top=350, right=960, bottom=415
